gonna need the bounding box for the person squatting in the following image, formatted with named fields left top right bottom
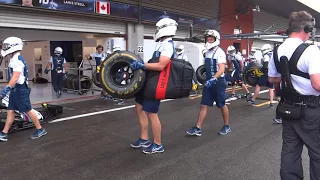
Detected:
left=0, top=37, right=47, bottom=141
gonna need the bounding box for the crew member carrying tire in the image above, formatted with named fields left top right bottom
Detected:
left=186, top=29, right=231, bottom=136
left=226, top=45, right=251, bottom=99
left=129, top=17, right=178, bottom=154
left=246, top=44, right=275, bottom=108
left=44, top=47, right=68, bottom=98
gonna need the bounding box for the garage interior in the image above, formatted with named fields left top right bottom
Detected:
left=0, top=27, right=126, bottom=104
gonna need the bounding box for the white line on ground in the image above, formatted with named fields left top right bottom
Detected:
left=49, top=89, right=269, bottom=124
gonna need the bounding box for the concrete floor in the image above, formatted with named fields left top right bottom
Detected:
left=0, top=86, right=312, bottom=180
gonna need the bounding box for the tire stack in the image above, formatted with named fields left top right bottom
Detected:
left=64, top=74, right=92, bottom=94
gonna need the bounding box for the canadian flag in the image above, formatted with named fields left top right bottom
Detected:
left=96, top=1, right=110, bottom=15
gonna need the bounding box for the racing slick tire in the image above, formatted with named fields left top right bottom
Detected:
left=196, top=65, right=206, bottom=84
left=92, top=69, right=102, bottom=88
left=243, top=62, right=263, bottom=86
left=99, top=51, right=146, bottom=99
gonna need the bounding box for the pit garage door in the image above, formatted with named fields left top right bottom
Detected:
left=0, top=6, right=126, bottom=35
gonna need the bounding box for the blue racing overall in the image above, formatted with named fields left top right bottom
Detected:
left=51, top=55, right=65, bottom=92
left=201, top=47, right=227, bottom=108
left=135, top=40, right=175, bottom=113
left=7, top=55, right=31, bottom=113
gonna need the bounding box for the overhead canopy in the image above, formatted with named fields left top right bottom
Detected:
left=250, top=0, right=320, bottom=29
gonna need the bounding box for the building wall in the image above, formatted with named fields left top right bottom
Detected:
left=220, top=0, right=254, bottom=55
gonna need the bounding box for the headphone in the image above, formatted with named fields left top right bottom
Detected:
left=304, top=17, right=316, bottom=33
left=96, top=45, right=104, bottom=51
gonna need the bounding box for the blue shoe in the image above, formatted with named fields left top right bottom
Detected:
left=186, top=126, right=202, bottom=136
left=130, top=138, right=151, bottom=148
left=30, top=128, right=47, bottom=140
left=0, top=132, right=8, bottom=142
left=142, top=142, right=164, bottom=154
left=219, top=125, right=231, bottom=135
left=246, top=99, right=255, bottom=105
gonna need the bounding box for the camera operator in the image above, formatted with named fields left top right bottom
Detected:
left=268, top=11, right=320, bottom=180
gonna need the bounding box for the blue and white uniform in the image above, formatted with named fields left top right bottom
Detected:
left=135, top=37, right=174, bottom=113
left=7, top=52, right=31, bottom=113
left=90, top=52, right=107, bottom=67
left=228, top=53, right=243, bottom=84
left=50, top=55, right=66, bottom=92
left=201, top=47, right=227, bottom=108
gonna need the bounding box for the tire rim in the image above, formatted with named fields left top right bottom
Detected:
left=111, top=62, right=134, bottom=86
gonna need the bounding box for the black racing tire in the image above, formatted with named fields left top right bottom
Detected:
left=243, top=62, right=264, bottom=86
left=71, top=75, right=92, bottom=92
left=92, top=69, right=102, bottom=88
left=99, top=51, right=146, bottom=99
left=65, top=74, right=78, bottom=89
left=196, top=65, right=206, bottom=84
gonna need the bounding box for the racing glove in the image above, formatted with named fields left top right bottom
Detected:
left=205, top=77, right=217, bottom=87
left=0, top=85, right=11, bottom=100
left=130, top=61, right=146, bottom=71
left=44, top=69, right=49, bottom=74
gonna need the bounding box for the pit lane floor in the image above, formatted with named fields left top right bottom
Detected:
left=0, top=87, right=311, bottom=180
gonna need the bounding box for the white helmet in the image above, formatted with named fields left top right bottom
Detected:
left=204, top=29, right=220, bottom=50
left=175, top=45, right=184, bottom=55
left=261, top=44, right=272, bottom=55
left=1, top=37, right=23, bottom=57
left=113, top=45, right=121, bottom=52
left=154, top=18, right=178, bottom=42
left=106, top=50, right=112, bottom=54
left=251, top=47, right=256, bottom=53
left=227, top=46, right=236, bottom=55
left=54, top=47, right=63, bottom=55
